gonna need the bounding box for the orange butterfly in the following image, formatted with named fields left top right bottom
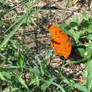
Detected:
left=46, top=24, right=72, bottom=59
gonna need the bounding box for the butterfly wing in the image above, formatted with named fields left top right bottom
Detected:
left=46, top=24, right=72, bottom=58
left=51, top=37, right=72, bottom=58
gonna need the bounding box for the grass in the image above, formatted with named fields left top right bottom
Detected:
left=0, top=0, right=92, bottom=92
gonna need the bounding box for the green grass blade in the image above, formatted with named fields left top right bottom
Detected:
left=0, top=14, right=26, bottom=49
left=52, top=82, right=66, bottom=92
left=18, top=76, right=28, bottom=89
left=63, top=0, right=71, bottom=16
left=87, top=60, right=92, bottom=91
left=4, top=17, right=21, bottom=33
left=17, top=50, right=24, bottom=67
left=0, top=72, right=5, bottom=80
left=41, top=78, right=56, bottom=92
left=0, top=53, right=6, bottom=59
left=35, top=55, right=44, bottom=75
left=73, top=84, right=89, bottom=92
left=82, top=12, right=88, bottom=21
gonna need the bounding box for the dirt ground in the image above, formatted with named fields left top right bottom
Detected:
left=4, top=0, right=92, bottom=91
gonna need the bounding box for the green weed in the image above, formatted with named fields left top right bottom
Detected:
left=0, top=0, right=92, bottom=92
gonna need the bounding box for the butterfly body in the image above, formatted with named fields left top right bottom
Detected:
left=46, top=24, right=72, bottom=58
